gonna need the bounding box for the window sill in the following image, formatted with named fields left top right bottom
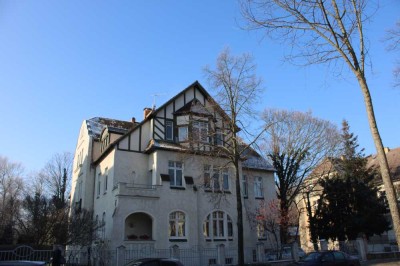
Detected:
left=255, top=197, right=264, bottom=200
left=205, top=238, right=233, bottom=242
left=169, top=239, right=187, bottom=242
left=204, top=189, right=231, bottom=194
left=170, top=186, right=185, bottom=190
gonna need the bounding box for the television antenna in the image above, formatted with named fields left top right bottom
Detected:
left=151, top=93, right=167, bottom=109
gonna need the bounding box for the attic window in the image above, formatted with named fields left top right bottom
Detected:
left=101, top=134, right=110, bottom=152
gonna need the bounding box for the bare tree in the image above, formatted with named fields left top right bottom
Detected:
left=385, top=20, right=400, bottom=87
left=241, top=0, right=400, bottom=246
left=204, top=48, right=264, bottom=266
left=261, top=109, right=340, bottom=244
left=0, top=156, right=24, bottom=244
left=39, top=152, right=73, bottom=208
left=298, top=158, right=336, bottom=251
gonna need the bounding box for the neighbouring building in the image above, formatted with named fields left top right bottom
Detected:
left=298, top=147, right=400, bottom=252
left=69, top=81, right=276, bottom=265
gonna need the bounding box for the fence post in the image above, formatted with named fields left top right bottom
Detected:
left=292, top=242, right=299, bottom=262
left=356, top=238, right=367, bottom=261
left=319, top=239, right=328, bottom=251
left=256, top=243, right=265, bottom=263
left=117, top=245, right=126, bottom=266
left=217, top=244, right=225, bottom=265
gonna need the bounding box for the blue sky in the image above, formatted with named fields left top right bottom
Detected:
left=0, top=1, right=399, bottom=173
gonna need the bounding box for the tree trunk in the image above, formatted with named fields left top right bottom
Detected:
left=235, top=158, right=245, bottom=266
left=305, top=192, right=319, bottom=251
left=356, top=73, right=400, bottom=247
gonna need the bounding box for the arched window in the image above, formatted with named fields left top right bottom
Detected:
left=203, top=211, right=233, bottom=240
left=169, top=211, right=186, bottom=238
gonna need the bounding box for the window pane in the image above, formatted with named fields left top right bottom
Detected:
left=203, top=221, right=209, bottom=237
left=178, top=221, right=185, bottom=237
left=179, top=127, right=188, bottom=141
left=176, top=170, right=182, bottom=186
left=169, top=221, right=176, bottom=236
left=166, top=121, right=173, bottom=140
left=213, top=220, right=218, bottom=236
left=228, top=219, right=233, bottom=237
left=218, top=220, right=224, bottom=237
left=223, top=172, right=229, bottom=190
left=213, top=171, right=220, bottom=190
left=169, top=169, right=175, bottom=186
left=215, top=129, right=223, bottom=145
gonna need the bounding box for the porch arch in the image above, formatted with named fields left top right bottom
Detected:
left=125, top=212, right=153, bottom=240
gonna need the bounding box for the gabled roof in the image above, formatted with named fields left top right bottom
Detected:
left=306, top=147, right=400, bottom=183
left=174, top=99, right=213, bottom=117
left=306, top=157, right=343, bottom=180
left=368, top=147, right=400, bottom=183
left=240, top=144, right=275, bottom=172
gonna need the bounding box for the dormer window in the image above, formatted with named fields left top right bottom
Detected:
left=101, top=134, right=110, bottom=152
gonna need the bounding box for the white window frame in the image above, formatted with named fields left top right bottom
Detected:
left=169, top=161, right=183, bottom=187
left=169, top=211, right=186, bottom=239
left=203, top=211, right=233, bottom=240
left=254, top=176, right=263, bottom=198
left=204, top=165, right=229, bottom=192
left=192, top=121, right=208, bottom=142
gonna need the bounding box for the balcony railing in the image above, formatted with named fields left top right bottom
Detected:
left=113, top=182, right=161, bottom=198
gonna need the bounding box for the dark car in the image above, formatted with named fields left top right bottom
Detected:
left=290, top=251, right=360, bottom=266
left=125, top=258, right=184, bottom=266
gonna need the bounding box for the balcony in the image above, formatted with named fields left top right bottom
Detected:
left=113, top=182, right=161, bottom=199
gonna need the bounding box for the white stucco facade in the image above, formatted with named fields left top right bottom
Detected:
left=69, top=81, right=277, bottom=262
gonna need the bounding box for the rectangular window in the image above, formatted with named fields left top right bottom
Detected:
left=169, top=161, right=183, bottom=187
left=222, top=169, right=229, bottom=190
left=97, top=174, right=101, bottom=197
left=104, top=168, right=108, bottom=193
left=215, top=129, right=223, bottom=146
left=204, top=165, right=229, bottom=192
left=178, top=126, right=188, bottom=141
left=192, top=121, right=208, bottom=142
left=204, top=165, right=211, bottom=189
left=242, top=175, right=248, bottom=197
left=254, top=176, right=263, bottom=198
left=166, top=120, right=173, bottom=141
left=257, top=221, right=267, bottom=239
left=212, top=169, right=220, bottom=190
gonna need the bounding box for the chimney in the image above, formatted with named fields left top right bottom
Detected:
left=143, top=108, right=153, bottom=119
left=131, top=117, right=136, bottom=123
left=384, top=147, right=390, bottom=154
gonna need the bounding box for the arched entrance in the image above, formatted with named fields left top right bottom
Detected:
left=125, top=212, right=153, bottom=240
